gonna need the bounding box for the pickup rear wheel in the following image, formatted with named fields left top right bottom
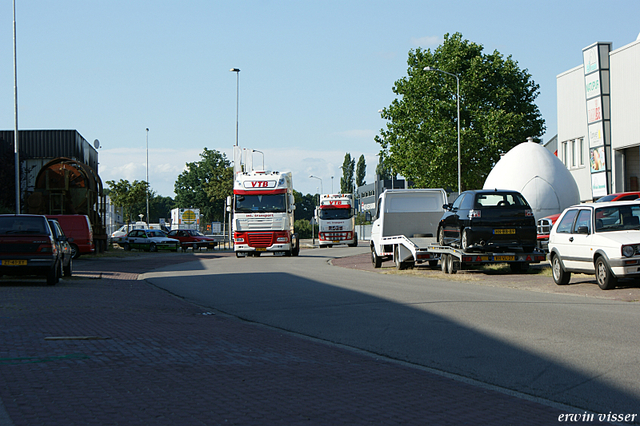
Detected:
left=371, top=246, right=382, bottom=268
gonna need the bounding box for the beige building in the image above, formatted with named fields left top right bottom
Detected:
left=557, top=36, right=640, bottom=201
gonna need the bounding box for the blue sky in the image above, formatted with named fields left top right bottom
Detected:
left=1, top=0, right=638, bottom=197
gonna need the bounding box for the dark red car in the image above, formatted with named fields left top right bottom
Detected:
left=166, top=229, right=218, bottom=251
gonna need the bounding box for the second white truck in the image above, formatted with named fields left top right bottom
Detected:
left=315, top=194, right=357, bottom=248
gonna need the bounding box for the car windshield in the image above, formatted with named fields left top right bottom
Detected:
left=147, top=230, right=166, bottom=238
left=0, top=216, right=48, bottom=235
left=474, top=193, right=530, bottom=208
left=594, top=205, right=640, bottom=232
left=235, top=194, right=286, bottom=213
left=318, top=208, right=352, bottom=220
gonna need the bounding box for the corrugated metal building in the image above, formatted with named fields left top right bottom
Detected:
left=0, top=129, right=98, bottom=194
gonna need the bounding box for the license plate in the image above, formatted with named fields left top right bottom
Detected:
left=256, top=248, right=266, bottom=251
left=494, top=255, right=515, bottom=261
left=494, top=229, right=515, bottom=235
left=332, top=240, right=340, bottom=244
left=2, top=260, right=27, bottom=266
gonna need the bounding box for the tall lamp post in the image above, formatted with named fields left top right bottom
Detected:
left=309, top=175, right=323, bottom=194
left=13, top=0, right=19, bottom=213
left=145, top=128, right=150, bottom=224
left=252, top=149, right=264, bottom=171
left=230, top=68, right=240, bottom=146
left=424, top=66, right=461, bottom=194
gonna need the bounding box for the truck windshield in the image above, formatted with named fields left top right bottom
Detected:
left=318, top=208, right=352, bottom=220
left=235, top=194, right=286, bottom=213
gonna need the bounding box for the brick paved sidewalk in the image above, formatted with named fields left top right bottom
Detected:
left=0, top=253, right=606, bottom=425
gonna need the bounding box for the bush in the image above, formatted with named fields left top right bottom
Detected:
left=295, top=219, right=313, bottom=239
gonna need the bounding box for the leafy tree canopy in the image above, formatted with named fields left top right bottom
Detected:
left=106, top=179, right=149, bottom=223
left=340, top=153, right=355, bottom=194
left=355, top=154, right=366, bottom=188
left=174, top=148, right=233, bottom=224
left=375, top=32, right=545, bottom=191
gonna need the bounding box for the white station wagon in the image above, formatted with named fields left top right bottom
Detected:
left=548, top=201, right=640, bottom=290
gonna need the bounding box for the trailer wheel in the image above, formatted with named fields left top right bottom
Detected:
left=441, top=254, right=449, bottom=273
left=446, top=254, right=458, bottom=274
left=394, top=246, right=405, bottom=270
left=371, top=246, right=382, bottom=268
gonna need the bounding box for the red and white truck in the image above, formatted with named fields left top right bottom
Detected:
left=232, top=170, right=299, bottom=257
left=315, top=194, right=358, bottom=247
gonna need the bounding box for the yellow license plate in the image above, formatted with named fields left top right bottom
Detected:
left=494, top=229, right=515, bottom=235
left=332, top=240, right=340, bottom=243
left=256, top=248, right=266, bottom=251
left=2, top=260, right=27, bottom=266
left=494, top=255, right=515, bottom=261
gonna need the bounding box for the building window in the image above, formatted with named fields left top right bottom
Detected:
left=571, top=140, right=577, bottom=167
left=562, top=141, right=568, bottom=167
left=578, top=139, right=584, bottom=166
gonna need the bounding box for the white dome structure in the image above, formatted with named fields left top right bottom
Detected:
left=483, top=140, right=580, bottom=221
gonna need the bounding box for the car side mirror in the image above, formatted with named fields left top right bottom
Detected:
left=443, top=204, right=451, bottom=211
left=577, top=226, right=590, bottom=235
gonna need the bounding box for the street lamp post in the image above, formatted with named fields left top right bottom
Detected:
left=424, top=66, right=461, bottom=194
left=230, top=68, right=240, bottom=146
left=309, top=175, right=323, bottom=194
left=252, top=149, right=264, bottom=171
left=146, top=128, right=149, bottom=225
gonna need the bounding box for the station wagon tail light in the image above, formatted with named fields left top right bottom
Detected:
left=525, top=209, right=534, bottom=217
left=468, top=209, right=481, bottom=218
left=622, top=245, right=638, bottom=258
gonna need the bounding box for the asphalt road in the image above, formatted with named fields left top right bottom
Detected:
left=143, top=247, right=640, bottom=419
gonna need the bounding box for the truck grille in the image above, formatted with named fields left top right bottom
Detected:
left=537, top=218, right=554, bottom=235
left=247, top=233, right=273, bottom=248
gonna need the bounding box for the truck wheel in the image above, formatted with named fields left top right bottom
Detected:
left=394, top=247, right=405, bottom=270
left=595, top=257, right=617, bottom=290
left=371, top=246, right=382, bottom=268
left=292, top=242, right=300, bottom=256
left=235, top=252, right=246, bottom=258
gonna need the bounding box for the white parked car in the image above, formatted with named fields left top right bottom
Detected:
left=548, top=201, right=640, bottom=289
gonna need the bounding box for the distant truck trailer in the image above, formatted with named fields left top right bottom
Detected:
left=171, top=208, right=200, bottom=230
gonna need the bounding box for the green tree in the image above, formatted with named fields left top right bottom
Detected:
left=375, top=155, right=393, bottom=181
left=340, top=153, right=355, bottom=194
left=106, top=179, right=149, bottom=223
left=375, top=32, right=545, bottom=191
left=293, top=190, right=317, bottom=222
left=355, top=154, right=366, bottom=188
left=174, top=148, right=232, bottom=224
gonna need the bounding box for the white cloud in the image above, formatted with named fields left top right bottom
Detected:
left=411, top=35, right=441, bottom=47
left=98, top=146, right=381, bottom=199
